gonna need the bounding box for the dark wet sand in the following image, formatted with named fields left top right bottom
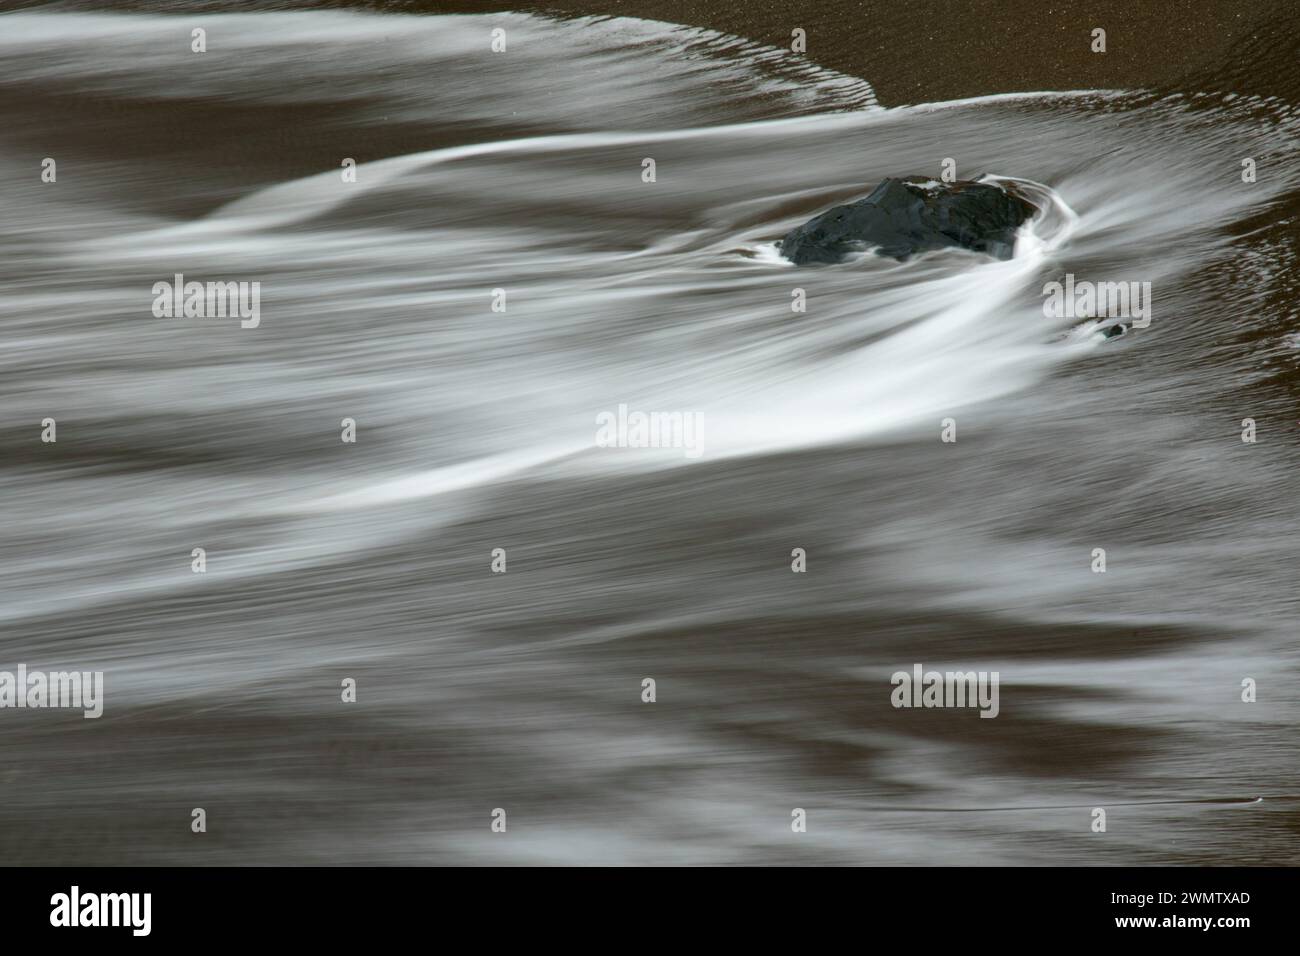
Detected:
left=420, top=0, right=1293, bottom=105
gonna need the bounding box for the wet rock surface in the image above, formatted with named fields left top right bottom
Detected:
left=779, top=176, right=1038, bottom=264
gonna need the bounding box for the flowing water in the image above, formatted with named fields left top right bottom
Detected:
left=1, top=9, right=1299, bottom=864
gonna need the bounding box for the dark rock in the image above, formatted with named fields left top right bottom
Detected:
left=778, top=176, right=1038, bottom=265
